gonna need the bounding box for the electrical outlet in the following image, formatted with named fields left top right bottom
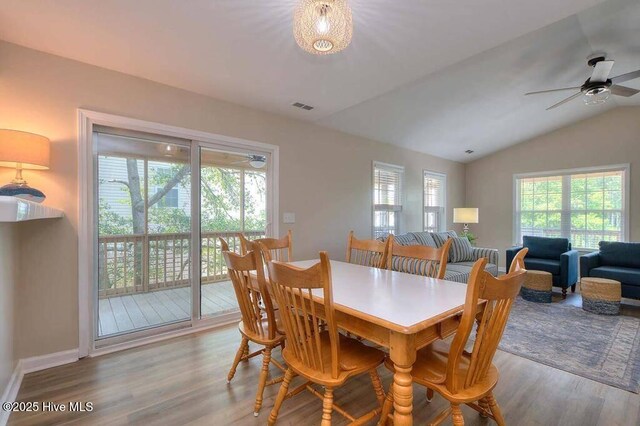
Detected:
left=283, top=212, right=295, bottom=224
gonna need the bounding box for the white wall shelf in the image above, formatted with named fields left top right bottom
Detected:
left=0, top=196, right=63, bottom=222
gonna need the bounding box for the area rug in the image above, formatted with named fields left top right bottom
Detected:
left=496, top=298, right=640, bottom=393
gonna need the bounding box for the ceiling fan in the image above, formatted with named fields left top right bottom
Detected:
left=231, top=154, right=267, bottom=169
left=525, top=54, right=640, bottom=110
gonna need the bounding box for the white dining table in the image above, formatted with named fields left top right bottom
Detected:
left=285, top=259, right=474, bottom=426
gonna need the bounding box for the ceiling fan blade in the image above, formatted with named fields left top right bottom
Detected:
left=610, top=85, right=640, bottom=97
left=611, top=69, right=640, bottom=84
left=546, top=92, right=583, bottom=110
left=230, top=160, right=249, bottom=165
left=590, top=60, right=614, bottom=83
left=525, top=87, right=581, bottom=96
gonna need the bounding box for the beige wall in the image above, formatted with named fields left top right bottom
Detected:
left=0, top=41, right=465, bottom=359
left=0, top=224, right=18, bottom=391
left=466, top=107, right=639, bottom=268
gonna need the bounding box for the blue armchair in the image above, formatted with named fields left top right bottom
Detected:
left=580, top=241, right=640, bottom=300
left=506, top=236, right=579, bottom=298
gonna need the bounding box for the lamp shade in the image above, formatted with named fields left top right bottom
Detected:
left=0, top=129, right=50, bottom=170
left=453, top=208, right=479, bottom=224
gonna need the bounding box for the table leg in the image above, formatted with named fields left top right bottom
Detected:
left=389, top=331, right=416, bottom=426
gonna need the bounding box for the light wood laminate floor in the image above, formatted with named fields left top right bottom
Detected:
left=9, top=292, right=640, bottom=425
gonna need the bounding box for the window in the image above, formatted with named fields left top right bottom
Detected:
left=373, top=162, right=403, bottom=238
left=424, top=171, right=446, bottom=232
left=156, top=187, right=179, bottom=208
left=514, top=165, right=628, bottom=250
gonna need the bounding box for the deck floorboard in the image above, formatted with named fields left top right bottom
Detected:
left=98, top=281, right=237, bottom=337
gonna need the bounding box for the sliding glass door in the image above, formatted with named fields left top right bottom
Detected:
left=96, top=133, right=192, bottom=339
left=92, top=128, right=274, bottom=346
left=199, top=148, right=268, bottom=318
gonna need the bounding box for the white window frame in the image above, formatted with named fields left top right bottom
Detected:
left=423, top=170, right=447, bottom=233
left=372, top=161, right=404, bottom=238
left=513, top=164, right=630, bottom=249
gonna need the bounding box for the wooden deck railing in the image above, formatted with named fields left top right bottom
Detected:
left=98, top=230, right=264, bottom=298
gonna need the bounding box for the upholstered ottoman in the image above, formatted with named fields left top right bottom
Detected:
left=581, top=277, right=621, bottom=315
left=521, top=270, right=553, bottom=303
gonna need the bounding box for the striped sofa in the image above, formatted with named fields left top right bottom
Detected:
left=389, top=231, right=499, bottom=283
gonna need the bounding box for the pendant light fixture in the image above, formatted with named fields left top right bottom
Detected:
left=293, top=0, right=353, bottom=55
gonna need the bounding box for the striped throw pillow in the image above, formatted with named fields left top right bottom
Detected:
left=431, top=230, right=458, bottom=247
left=393, top=233, right=419, bottom=246
left=411, top=232, right=437, bottom=247
left=450, top=236, right=474, bottom=263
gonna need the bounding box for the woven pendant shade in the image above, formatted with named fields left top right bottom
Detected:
left=293, top=0, right=353, bottom=55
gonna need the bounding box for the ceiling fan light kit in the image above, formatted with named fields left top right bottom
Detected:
left=293, top=0, right=353, bottom=55
left=525, top=55, right=640, bottom=110
left=230, top=154, right=267, bottom=169
left=583, top=85, right=611, bottom=106
left=249, top=155, right=267, bottom=169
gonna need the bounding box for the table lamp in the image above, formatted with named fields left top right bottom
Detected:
left=0, top=129, right=50, bottom=203
left=453, top=207, right=479, bottom=237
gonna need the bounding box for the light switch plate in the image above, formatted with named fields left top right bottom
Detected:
left=283, top=212, right=296, bottom=224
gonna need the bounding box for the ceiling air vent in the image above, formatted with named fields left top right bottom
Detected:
left=292, top=102, right=314, bottom=111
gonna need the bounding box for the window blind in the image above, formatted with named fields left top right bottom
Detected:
left=514, top=166, right=627, bottom=250
left=424, top=171, right=446, bottom=232
left=373, top=162, right=403, bottom=238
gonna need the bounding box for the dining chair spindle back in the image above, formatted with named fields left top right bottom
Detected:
left=386, top=236, right=452, bottom=279
left=345, top=231, right=389, bottom=269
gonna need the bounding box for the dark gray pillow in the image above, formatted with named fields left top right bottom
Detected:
left=449, top=236, right=474, bottom=263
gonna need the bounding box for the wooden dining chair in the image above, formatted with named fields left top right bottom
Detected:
left=222, top=249, right=286, bottom=417
left=508, top=247, right=529, bottom=273
left=241, top=230, right=293, bottom=262
left=266, top=253, right=386, bottom=426
left=218, top=237, right=230, bottom=252
left=345, top=231, right=390, bottom=269
left=378, top=257, right=526, bottom=426
left=386, top=235, right=453, bottom=279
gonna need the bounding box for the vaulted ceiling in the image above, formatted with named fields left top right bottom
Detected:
left=1, top=0, right=638, bottom=162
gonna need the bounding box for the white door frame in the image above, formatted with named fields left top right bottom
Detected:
left=77, top=109, right=279, bottom=357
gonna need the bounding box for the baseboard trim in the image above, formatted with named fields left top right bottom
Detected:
left=0, top=362, right=23, bottom=426
left=0, top=349, right=79, bottom=425
left=20, top=349, right=79, bottom=375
